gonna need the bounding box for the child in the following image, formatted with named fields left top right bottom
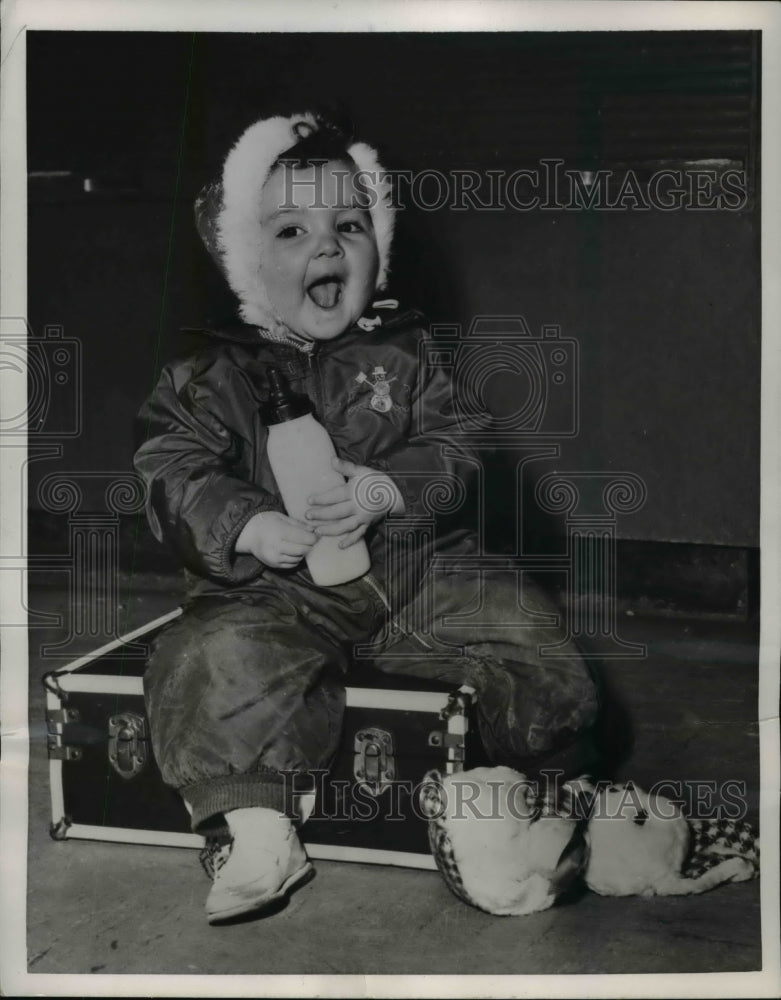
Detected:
left=134, top=110, right=599, bottom=924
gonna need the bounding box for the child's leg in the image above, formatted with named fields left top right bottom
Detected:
left=364, top=564, right=600, bottom=776
left=144, top=578, right=383, bottom=833
left=144, top=576, right=385, bottom=922
left=145, top=595, right=343, bottom=831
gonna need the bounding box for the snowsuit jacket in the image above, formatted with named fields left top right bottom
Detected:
left=134, top=308, right=478, bottom=598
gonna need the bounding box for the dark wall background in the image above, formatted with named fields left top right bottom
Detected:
left=26, top=31, right=760, bottom=548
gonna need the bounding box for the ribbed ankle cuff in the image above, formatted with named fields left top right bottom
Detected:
left=184, top=771, right=287, bottom=833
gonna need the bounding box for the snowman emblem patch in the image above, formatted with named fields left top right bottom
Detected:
left=352, top=365, right=398, bottom=414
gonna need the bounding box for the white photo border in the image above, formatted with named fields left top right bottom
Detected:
left=1, top=2, right=779, bottom=997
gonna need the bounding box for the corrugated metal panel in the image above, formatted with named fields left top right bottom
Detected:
left=399, top=31, right=758, bottom=176
left=27, top=31, right=759, bottom=198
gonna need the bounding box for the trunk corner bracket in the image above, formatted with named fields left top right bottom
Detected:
left=42, top=672, right=65, bottom=699
left=50, top=815, right=72, bottom=840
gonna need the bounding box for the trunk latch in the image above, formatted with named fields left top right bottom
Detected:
left=108, top=712, right=148, bottom=779
left=354, top=727, right=395, bottom=795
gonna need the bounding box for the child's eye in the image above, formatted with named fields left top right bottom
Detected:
left=337, top=219, right=365, bottom=234
left=277, top=224, right=305, bottom=239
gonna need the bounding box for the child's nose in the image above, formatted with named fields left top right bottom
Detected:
left=314, top=231, right=343, bottom=258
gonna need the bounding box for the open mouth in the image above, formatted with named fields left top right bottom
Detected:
left=307, top=276, right=344, bottom=309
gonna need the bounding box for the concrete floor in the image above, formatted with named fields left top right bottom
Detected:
left=25, top=573, right=762, bottom=977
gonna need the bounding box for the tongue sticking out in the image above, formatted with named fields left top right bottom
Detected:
left=308, top=280, right=342, bottom=309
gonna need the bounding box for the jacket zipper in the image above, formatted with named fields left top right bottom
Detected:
left=308, top=346, right=325, bottom=421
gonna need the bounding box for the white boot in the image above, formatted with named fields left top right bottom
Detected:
left=205, top=807, right=313, bottom=924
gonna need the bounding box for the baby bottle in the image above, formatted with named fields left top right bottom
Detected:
left=262, top=368, right=371, bottom=586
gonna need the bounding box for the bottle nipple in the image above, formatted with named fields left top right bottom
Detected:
left=262, top=368, right=313, bottom=424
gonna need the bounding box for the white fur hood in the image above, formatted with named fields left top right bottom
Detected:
left=194, top=112, right=396, bottom=330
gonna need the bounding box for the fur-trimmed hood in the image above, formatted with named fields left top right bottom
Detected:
left=194, top=113, right=395, bottom=331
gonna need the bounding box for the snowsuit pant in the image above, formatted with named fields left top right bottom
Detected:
left=144, top=563, right=600, bottom=834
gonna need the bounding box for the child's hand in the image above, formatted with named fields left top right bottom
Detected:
left=306, top=457, right=405, bottom=549
left=235, top=510, right=317, bottom=569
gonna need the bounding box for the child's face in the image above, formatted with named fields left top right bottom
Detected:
left=259, top=159, right=379, bottom=341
